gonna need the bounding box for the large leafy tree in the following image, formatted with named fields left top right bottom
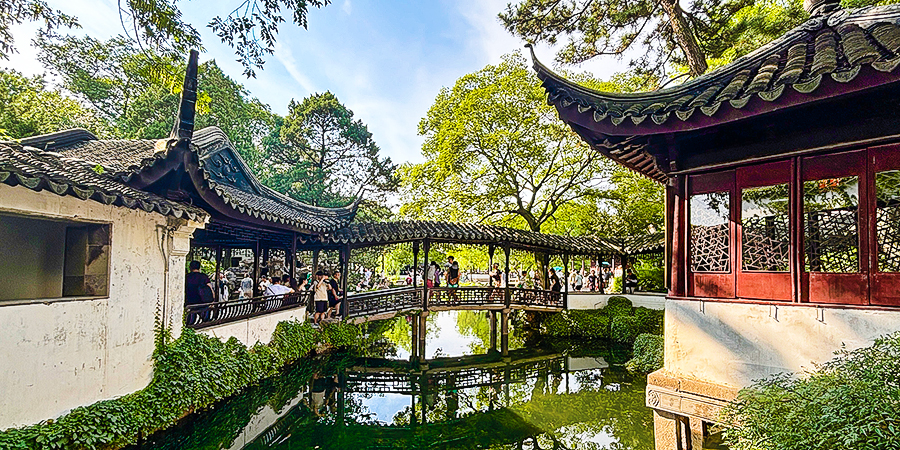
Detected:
left=35, top=35, right=274, bottom=162
left=262, top=91, right=398, bottom=207
left=400, top=52, right=607, bottom=234
left=2, top=0, right=330, bottom=77
left=500, top=0, right=813, bottom=80
left=0, top=69, right=110, bottom=139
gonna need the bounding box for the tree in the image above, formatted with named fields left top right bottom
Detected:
left=2, top=0, right=331, bottom=77
left=500, top=0, right=817, bottom=81
left=0, top=69, right=110, bottom=139
left=266, top=91, right=398, bottom=207
left=400, top=52, right=607, bottom=234
left=592, top=167, right=664, bottom=237
left=35, top=35, right=275, bottom=163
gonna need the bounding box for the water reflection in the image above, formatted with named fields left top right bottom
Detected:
left=136, top=311, right=654, bottom=450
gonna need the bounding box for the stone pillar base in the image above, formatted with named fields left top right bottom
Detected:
left=647, top=370, right=738, bottom=449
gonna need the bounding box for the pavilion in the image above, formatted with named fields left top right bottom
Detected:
left=531, top=0, right=900, bottom=447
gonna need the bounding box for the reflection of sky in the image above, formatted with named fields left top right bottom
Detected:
left=389, top=310, right=518, bottom=360
left=351, top=393, right=409, bottom=425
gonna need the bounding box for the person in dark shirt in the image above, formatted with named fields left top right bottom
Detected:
left=185, top=260, right=213, bottom=306
left=327, top=270, right=343, bottom=319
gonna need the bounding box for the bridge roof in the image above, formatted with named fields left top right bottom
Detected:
left=315, top=220, right=663, bottom=256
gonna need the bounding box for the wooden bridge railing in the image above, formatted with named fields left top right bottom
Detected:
left=185, top=291, right=311, bottom=329
left=347, top=286, right=422, bottom=318
left=345, top=286, right=565, bottom=318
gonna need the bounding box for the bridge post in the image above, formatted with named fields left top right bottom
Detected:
left=422, top=239, right=430, bottom=310
left=489, top=311, right=497, bottom=352
left=500, top=309, right=509, bottom=356
left=411, top=312, right=419, bottom=361
left=562, top=254, right=569, bottom=309
left=503, top=244, right=511, bottom=308
left=418, top=311, right=428, bottom=362
left=253, top=240, right=261, bottom=296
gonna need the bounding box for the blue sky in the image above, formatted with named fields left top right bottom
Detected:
left=5, top=0, right=624, bottom=165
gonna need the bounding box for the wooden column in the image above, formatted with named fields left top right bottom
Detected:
left=341, top=244, right=350, bottom=318
left=312, top=249, right=320, bottom=274
left=290, top=232, right=297, bottom=281
left=489, top=311, right=497, bottom=351
left=215, top=245, right=222, bottom=300
left=500, top=309, right=509, bottom=357
left=562, top=254, right=569, bottom=309
left=410, top=312, right=419, bottom=361
left=422, top=239, right=430, bottom=310
left=412, top=241, right=419, bottom=288
left=418, top=311, right=428, bottom=361
left=503, top=244, right=511, bottom=308
left=621, top=254, right=629, bottom=294
left=253, top=240, right=261, bottom=297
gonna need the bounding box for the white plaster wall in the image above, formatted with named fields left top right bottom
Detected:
left=665, top=299, right=900, bottom=389
left=567, top=293, right=666, bottom=310
left=0, top=186, right=197, bottom=429
left=200, top=306, right=307, bottom=346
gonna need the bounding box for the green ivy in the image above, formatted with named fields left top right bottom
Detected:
left=0, top=320, right=363, bottom=449
left=625, top=334, right=664, bottom=373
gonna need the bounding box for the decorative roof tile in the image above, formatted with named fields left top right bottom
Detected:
left=531, top=4, right=900, bottom=182
left=19, top=126, right=358, bottom=233
left=0, top=142, right=205, bottom=221
left=321, top=221, right=664, bottom=256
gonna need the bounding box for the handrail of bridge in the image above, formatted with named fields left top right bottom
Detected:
left=345, top=285, right=565, bottom=319
left=185, top=291, right=311, bottom=329
left=346, top=286, right=422, bottom=318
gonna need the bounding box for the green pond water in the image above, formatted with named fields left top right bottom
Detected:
left=134, top=311, right=656, bottom=450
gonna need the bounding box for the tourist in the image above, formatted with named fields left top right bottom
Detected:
left=574, top=269, right=583, bottom=292
left=185, top=260, right=214, bottom=305
left=603, top=266, right=614, bottom=293
left=490, top=263, right=503, bottom=287
left=549, top=268, right=562, bottom=293
left=217, top=272, right=229, bottom=301
left=258, top=275, right=270, bottom=296
left=265, top=276, right=291, bottom=296
left=426, top=262, right=438, bottom=289
left=588, top=269, right=597, bottom=292
left=625, top=269, right=639, bottom=294
left=312, top=271, right=331, bottom=325
left=446, top=256, right=460, bottom=301
left=282, top=274, right=296, bottom=293
left=239, top=273, right=253, bottom=299
left=327, top=270, right=343, bottom=319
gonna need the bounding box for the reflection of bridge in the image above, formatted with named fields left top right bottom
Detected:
left=244, top=351, right=620, bottom=450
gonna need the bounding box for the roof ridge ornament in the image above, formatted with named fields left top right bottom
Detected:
left=171, top=50, right=200, bottom=141
left=805, top=0, right=841, bottom=16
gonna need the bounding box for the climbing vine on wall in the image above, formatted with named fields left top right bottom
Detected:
left=0, top=320, right=363, bottom=449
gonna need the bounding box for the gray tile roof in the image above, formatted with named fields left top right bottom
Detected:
left=0, top=142, right=206, bottom=221
left=18, top=126, right=358, bottom=233
left=533, top=5, right=900, bottom=181
left=323, top=220, right=664, bottom=256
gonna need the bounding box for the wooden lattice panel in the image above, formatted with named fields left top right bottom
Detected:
left=804, top=209, right=859, bottom=273
left=742, top=215, right=790, bottom=271
left=691, top=224, right=730, bottom=272
left=877, top=205, right=900, bottom=272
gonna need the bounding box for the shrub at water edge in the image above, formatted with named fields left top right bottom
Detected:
left=605, top=296, right=633, bottom=317
left=625, top=334, right=664, bottom=373
left=720, top=332, right=900, bottom=450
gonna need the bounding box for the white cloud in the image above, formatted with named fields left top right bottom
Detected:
left=342, top=0, right=353, bottom=15
left=272, top=41, right=319, bottom=95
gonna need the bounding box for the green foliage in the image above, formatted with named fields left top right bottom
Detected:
left=610, top=316, right=644, bottom=343
left=634, top=307, right=664, bottom=335
left=0, top=69, right=111, bottom=139
left=0, top=320, right=364, bottom=449
left=721, top=332, right=900, bottom=450
left=0, top=0, right=78, bottom=60
left=400, top=51, right=608, bottom=233
left=262, top=91, right=398, bottom=207
left=626, top=333, right=664, bottom=373
left=592, top=167, right=665, bottom=237
left=633, top=255, right=666, bottom=292
left=567, top=310, right=611, bottom=338
left=605, top=296, right=634, bottom=317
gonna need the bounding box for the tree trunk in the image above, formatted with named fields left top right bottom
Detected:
left=659, top=0, right=708, bottom=77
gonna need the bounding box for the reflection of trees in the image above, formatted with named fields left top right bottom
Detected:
left=803, top=177, right=858, bottom=211
left=742, top=184, right=789, bottom=217
left=691, top=192, right=730, bottom=226
left=877, top=170, right=900, bottom=206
